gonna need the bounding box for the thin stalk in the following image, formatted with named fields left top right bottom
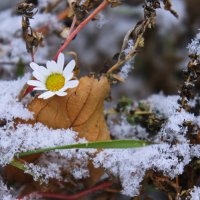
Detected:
left=54, top=0, right=109, bottom=60
left=18, top=181, right=112, bottom=200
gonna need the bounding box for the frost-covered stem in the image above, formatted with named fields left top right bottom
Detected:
left=54, top=0, right=109, bottom=60
left=107, top=18, right=151, bottom=74
left=107, top=33, right=144, bottom=74
left=18, top=182, right=112, bottom=200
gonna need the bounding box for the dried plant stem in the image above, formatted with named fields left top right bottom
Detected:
left=107, top=35, right=142, bottom=74
left=107, top=20, right=150, bottom=74
left=54, top=0, right=109, bottom=60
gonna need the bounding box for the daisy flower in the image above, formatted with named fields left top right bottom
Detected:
left=27, top=53, right=79, bottom=99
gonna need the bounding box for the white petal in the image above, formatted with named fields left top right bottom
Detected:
left=30, top=62, right=40, bottom=71
left=57, top=53, right=65, bottom=72
left=47, top=61, right=58, bottom=73
left=63, top=60, right=76, bottom=76
left=38, top=91, right=55, bottom=99
left=33, top=87, right=47, bottom=91
left=27, top=80, right=45, bottom=88
left=33, top=71, right=46, bottom=82
left=60, top=80, right=79, bottom=92
left=64, top=72, right=73, bottom=82
left=30, top=62, right=49, bottom=74
left=55, top=91, right=67, bottom=96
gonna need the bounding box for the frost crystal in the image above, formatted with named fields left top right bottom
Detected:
left=25, top=149, right=92, bottom=183
left=0, top=74, right=33, bottom=120
left=109, top=115, right=148, bottom=140
left=0, top=177, right=15, bottom=200
left=188, top=31, right=200, bottom=56
left=190, top=186, right=200, bottom=200
left=96, top=13, right=108, bottom=29
left=94, top=144, right=200, bottom=197
left=0, top=9, right=58, bottom=74
left=0, top=122, right=84, bottom=166
left=148, top=94, right=195, bottom=143
left=103, top=93, right=200, bottom=197
left=118, top=39, right=135, bottom=79
left=94, top=144, right=190, bottom=196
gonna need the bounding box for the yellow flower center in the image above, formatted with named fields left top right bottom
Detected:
left=46, top=73, right=65, bottom=92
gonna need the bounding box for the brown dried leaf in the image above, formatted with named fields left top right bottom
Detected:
left=28, top=75, right=111, bottom=141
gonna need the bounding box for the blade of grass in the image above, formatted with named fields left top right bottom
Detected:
left=10, top=160, right=27, bottom=171
left=16, top=139, right=152, bottom=158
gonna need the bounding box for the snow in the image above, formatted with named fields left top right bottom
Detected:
left=25, top=149, right=92, bottom=183
left=118, top=39, right=135, bottom=80
left=0, top=74, right=33, bottom=121
left=0, top=122, right=85, bottom=166
left=0, top=177, right=15, bottom=200
left=188, top=31, right=200, bottom=56
left=109, top=115, right=148, bottom=140
left=190, top=186, right=200, bottom=200
left=118, top=60, right=134, bottom=80
left=148, top=95, right=179, bottom=117
left=102, top=93, right=200, bottom=196
left=94, top=144, right=191, bottom=196
left=0, top=9, right=58, bottom=73
left=95, top=13, right=109, bottom=29
left=0, top=10, right=57, bottom=41
left=148, top=94, right=196, bottom=143
left=93, top=144, right=200, bottom=197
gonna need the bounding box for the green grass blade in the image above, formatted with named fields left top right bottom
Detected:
left=10, top=160, right=27, bottom=171
left=16, top=140, right=151, bottom=158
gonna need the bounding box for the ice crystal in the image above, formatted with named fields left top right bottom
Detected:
left=190, top=186, right=200, bottom=200
left=0, top=9, right=58, bottom=74
left=118, top=39, right=134, bottom=79
left=148, top=94, right=195, bottom=143
left=0, top=74, right=33, bottom=121
left=109, top=115, right=148, bottom=140
left=0, top=122, right=83, bottom=166
left=188, top=31, right=200, bottom=56
left=25, top=149, right=92, bottom=183
left=94, top=144, right=200, bottom=197
left=0, top=177, right=15, bottom=200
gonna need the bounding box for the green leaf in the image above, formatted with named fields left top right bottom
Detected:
left=16, top=140, right=151, bottom=158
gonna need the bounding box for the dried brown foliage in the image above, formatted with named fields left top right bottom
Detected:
left=17, top=0, right=43, bottom=56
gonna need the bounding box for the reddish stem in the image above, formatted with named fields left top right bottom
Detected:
left=18, top=181, right=112, bottom=200
left=54, top=0, right=109, bottom=60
